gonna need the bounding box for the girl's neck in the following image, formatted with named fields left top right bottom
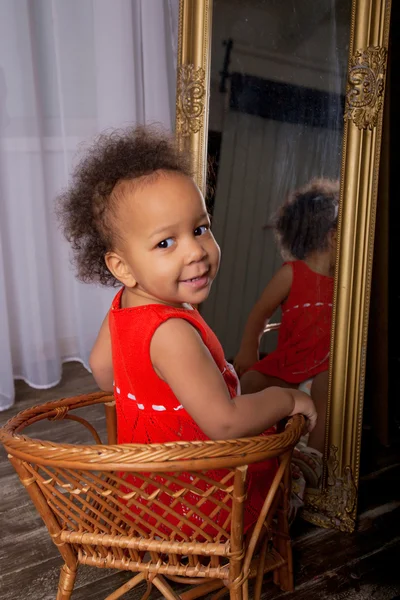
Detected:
left=304, top=251, right=335, bottom=277
left=120, top=287, right=191, bottom=310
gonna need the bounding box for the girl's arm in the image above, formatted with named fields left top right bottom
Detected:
left=150, top=317, right=316, bottom=440
left=234, top=263, right=293, bottom=376
left=89, top=311, right=114, bottom=392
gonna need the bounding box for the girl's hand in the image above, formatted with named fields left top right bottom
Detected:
left=233, top=348, right=258, bottom=378
left=289, top=391, right=317, bottom=433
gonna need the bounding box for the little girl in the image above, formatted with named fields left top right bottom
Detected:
left=234, top=178, right=338, bottom=484
left=57, top=126, right=316, bottom=535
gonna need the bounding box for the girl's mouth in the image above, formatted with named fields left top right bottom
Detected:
left=181, top=274, right=210, bottom=289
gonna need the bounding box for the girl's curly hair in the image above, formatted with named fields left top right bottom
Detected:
left=56, top=125, right=192, bottom=286
left=273, top=178, right=339, bottom=260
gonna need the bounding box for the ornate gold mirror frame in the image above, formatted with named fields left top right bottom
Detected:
left=175, top=0, right=392, bottom=532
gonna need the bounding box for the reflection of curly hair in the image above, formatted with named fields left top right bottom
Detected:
left=56, top=126, right=192, bottom=286
left=273, top=178, right=339, bottom=260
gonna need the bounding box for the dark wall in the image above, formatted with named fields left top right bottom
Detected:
left=388, top=0, right=400, bottom=436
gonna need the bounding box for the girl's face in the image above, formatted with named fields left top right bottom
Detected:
left=106, top=172, right=220, bottom=307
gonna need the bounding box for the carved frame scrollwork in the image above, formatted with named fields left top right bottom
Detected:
left=175, top=0, right=392, bottom=532
left=176, top=65, right=206, bottom=136
left=344, top=46, right=388, bottom=130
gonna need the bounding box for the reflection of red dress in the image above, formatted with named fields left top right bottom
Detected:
left=250, top=261, right=334, bottom=384
left=109, top=289, right=278, bottom=538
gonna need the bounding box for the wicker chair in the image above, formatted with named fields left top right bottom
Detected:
left=0, top=392, right=304, bottom=600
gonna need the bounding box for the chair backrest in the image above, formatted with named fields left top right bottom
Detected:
left=263, top=322, right=281, bottom=335
left=0, top=392, right=303, bottom=579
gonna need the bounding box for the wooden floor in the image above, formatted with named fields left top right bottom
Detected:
left=0, top=362, right=399, bottom=600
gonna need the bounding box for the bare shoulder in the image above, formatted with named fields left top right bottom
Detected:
left=150, top=317, right=206, bottom=364
left=275, top=262, right=294, bottom=285
left=151, top=316, right=202, bottom=345
left=259, top=262, right=293, bottom=301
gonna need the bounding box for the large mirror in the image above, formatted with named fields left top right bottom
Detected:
left=176, top=0, right=391, bottom=531
left=203, top=0, right=350, bottom=528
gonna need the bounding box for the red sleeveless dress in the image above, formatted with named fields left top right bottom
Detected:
left=109, top=289, right=278, bottom=538
left=250, top=261, right=333, bottom=384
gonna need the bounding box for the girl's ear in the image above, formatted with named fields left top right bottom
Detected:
left=329, top=228, right=338, bottom=248
left=105, top=252, right=137, bottom=288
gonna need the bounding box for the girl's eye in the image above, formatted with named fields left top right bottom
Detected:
left=194, top=225, right=209, bottom=236
left=157, top=238, right=174, bottom=249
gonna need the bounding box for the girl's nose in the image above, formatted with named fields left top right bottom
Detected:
left=186, top=238, right=207, bottom=263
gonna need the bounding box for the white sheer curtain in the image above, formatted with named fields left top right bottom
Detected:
left=0, top=0, right=179, bottom=410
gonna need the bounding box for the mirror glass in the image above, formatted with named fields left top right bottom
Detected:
left=202, top=0, right=352, bottom=483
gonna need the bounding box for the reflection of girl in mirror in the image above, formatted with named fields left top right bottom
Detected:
left=234, top=179, right=339, bottom=486
left=57, top=126, right=317, bottom=534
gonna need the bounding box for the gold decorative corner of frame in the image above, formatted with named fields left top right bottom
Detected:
left=303, top=446, right=358, bottom=533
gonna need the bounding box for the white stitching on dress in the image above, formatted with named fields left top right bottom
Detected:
left=127, top=393, right=136, bottom=401
left=282, top=302, right=332, bottom=314
left=152, top=405, right=167, bottom=411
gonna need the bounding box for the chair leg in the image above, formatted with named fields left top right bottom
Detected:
left=254, top=536, right=268, bottom=600
left=210, top=586, right=229, bottom=600
left=277, top=538, right=294, bottom=592
left=229, top=586, right=243, bottom=600
left=105, top=572, right=146, bottom=600
left=180, top=579, right=225, bottom=600
left=56, top=563, right=77, bottom=600
left=152, top=575, right=182, bottom=600
left=273, top=488, right=294, bottom=592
